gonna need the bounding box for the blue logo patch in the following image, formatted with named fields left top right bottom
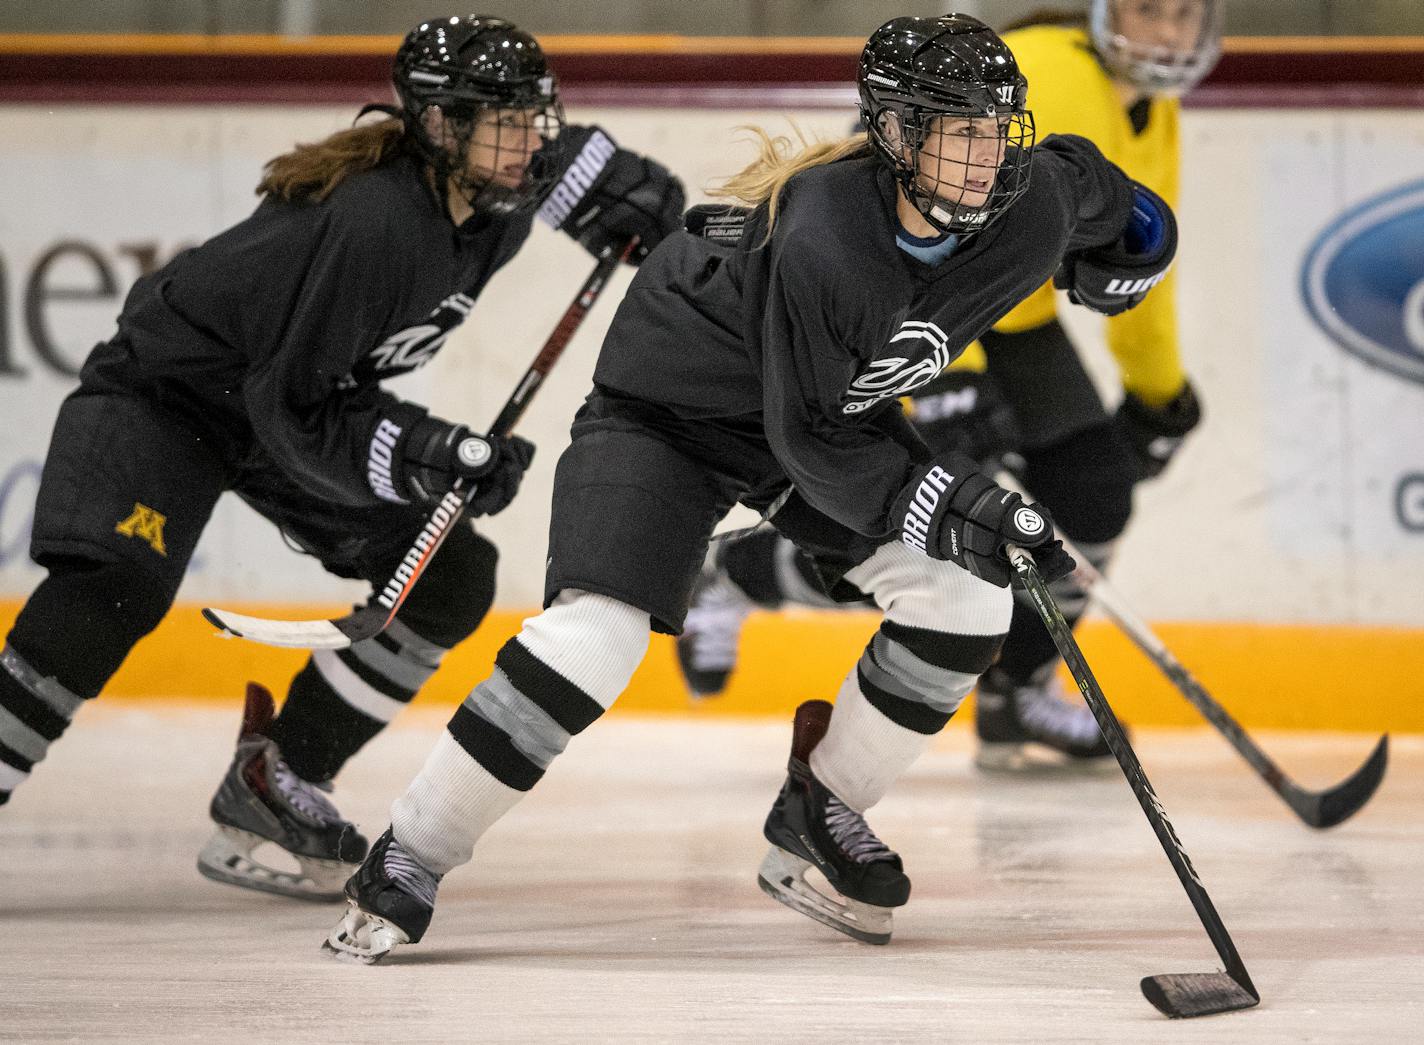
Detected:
left=1301, top=179, right=1424, bottom=385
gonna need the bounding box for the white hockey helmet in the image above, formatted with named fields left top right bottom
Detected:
left=1091, top=0, right=1224, bottom=95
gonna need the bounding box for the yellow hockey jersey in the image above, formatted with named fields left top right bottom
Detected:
left=986, top=24, right=1185, bottom=407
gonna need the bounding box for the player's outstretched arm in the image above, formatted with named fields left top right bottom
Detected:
left=1055, top=180, right=1178, bottom=317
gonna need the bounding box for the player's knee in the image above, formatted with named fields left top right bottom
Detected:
left=10, top=556, right=178, bottom=697
left=518, top=590, right=651, bottom=713
left=1019, top=423, right=1134, bottom=543
left=393, top=525, right=498, bottom=649
left=864, top=545, right=1013, bottom=639
left=879, top=619, right=1004, bottom=678
left=859, top=620, right=1005, bottom=734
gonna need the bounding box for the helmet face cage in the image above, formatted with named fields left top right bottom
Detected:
left=426, top=95, right=566, bottom=217
left=395, top=17, right=566, bottom=216
left=867, top=100, right=1034, bottom=236
left=1091, top=0, right=1224, bottom=95
left=858, top=16, right=1037, bottom=236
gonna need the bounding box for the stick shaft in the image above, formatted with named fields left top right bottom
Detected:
left=369, top=243, right=633, bottom=632
left=1009, top=548, right=1256, bottom=994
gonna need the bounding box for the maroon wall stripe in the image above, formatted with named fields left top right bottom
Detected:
left=0, top=48, right=1420, bottom=108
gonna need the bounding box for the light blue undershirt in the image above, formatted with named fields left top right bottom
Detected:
left=896, top=224, right=961, bottom=267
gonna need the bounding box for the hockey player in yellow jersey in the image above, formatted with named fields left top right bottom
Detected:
left=992, top=0, right=1212, bottom=408
left=675, top=0, right=1224, bottom=769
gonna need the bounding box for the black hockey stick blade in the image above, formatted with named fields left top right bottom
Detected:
left=1141, top=970, right=1260, bottom=1019
left=1008, top=547, right=1260, bottom=1020
left=1281, top=733, right=1389, bottom=829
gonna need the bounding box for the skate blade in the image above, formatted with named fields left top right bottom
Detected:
left=197, top=826, right=354, bottom=902
left=756, top=846, right=892, bottom=945
left=974, top=742, right=1116, bottom=774
left=322, top=902, right=410, bottom=966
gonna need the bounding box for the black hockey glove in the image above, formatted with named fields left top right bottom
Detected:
left=1115, top=380, right=1202, bottom=481
left=902, top=368, right=1020, bottom=471
left=400, top=415, right=536, bottom=517
left=890, top=453, right=1075, bottom=588
left=539, top=124, right=686, bottom=265
left=1055, top=181, right=1177, bottom=317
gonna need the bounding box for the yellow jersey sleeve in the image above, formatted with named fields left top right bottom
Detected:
left=992, top=25, right=1186, bottom=407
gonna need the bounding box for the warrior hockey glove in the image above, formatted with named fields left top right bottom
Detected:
left=890, top=452, right=1075, bottom=589
left=538, top=124, right=686, bottom=265
left=400, top=415, right=536, bottom=516
left=1054, top=181, right=1177, bottom=317
left=1115, top=379, right=1202, bottom=481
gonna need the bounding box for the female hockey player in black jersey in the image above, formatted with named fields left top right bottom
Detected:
left=324, top=14, right=1177, bottom=962
left=679, top=0, right=1221, bottom=771
left=0, top=16, right=684, bottom=900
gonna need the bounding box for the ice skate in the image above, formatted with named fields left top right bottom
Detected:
left=757, top=700, right=910, bottom=945
left=197, top=682, right=368, bottom=901
left=675, top=557, right=755, bottom=698
left=974, top=664, right=1117, bottom=770
left=323, top=827, right=442, bottom=965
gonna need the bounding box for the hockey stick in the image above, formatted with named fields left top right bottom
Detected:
left=994, top=467, right=1388, bottom=827
left=203, top=240, right=636, bottom=650
left=991, top=471, right=1388, bottom=827
left=1061, top=547, right=1388, bottom=828
left=1008, top=546, right=1259, bottom=1019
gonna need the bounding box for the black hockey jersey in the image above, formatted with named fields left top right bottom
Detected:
left=84, top=151, right=534, bottom=507
left=593, top=134, right=1135, bottom=538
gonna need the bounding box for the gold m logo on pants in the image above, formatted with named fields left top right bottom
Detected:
left=115, top=503, right=168, bottom=556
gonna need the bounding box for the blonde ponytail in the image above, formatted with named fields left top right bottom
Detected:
left=710, top=125, right=870, bottom=241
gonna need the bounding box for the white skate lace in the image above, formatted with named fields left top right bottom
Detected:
left=383, top=838, right=441, bottom=909
left=825, top=795, right=896, bottom=864
left=1017, top=677, right=1103, bottom=746
left=272, top=761, right=345, bottom=825
left=683, top=575, right=754, bottom=671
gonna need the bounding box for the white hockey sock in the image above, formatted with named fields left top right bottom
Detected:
left=809, top=669, right=934, bottom=814
left=390, top=591, right=649, bottom=875
left=392, top=731, right=522, bottom=875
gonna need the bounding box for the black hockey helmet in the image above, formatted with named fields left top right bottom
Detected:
left=858, top=15, right=1035, bottom=235
left=1091, top=0, right=1223, bottom=95
left=392, top=15, right=564, bottom=215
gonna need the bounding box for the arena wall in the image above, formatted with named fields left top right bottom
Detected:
left=1, top=37, right=1420, bottom=730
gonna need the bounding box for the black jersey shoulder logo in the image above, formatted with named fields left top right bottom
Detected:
left=348, top=292, right=478, bottom=385
left=843, top=320, right=955, bottom=415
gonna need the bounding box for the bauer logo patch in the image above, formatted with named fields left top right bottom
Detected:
left=1301, top=177, right=1424, bottom=386
left=844, top=321, right=958, bottom=414
left=115, top=503, right=167, bottom=556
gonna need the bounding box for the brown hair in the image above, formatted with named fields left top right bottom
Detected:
left=256, top=117, right=407, bottom=202
left=1000, top=8, right=1089, bottom=33
left=709, top=125, right=870, bottom=242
